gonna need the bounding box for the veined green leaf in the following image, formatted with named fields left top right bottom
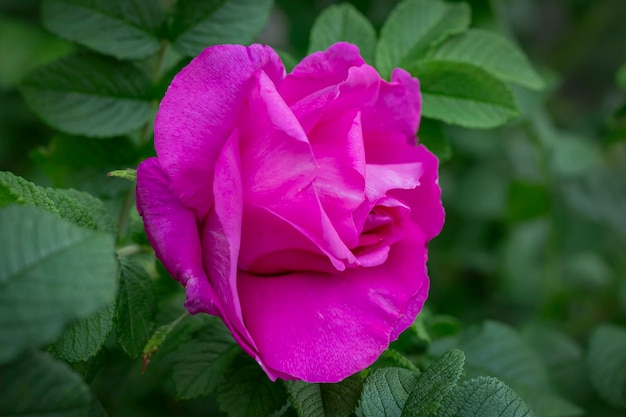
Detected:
left=171, top=0, right=273, bottom=57
left=286, top=374, right=363, bottom=417
left=426, top=29, right=544, bottom=90
left=376, top=0, right=470, bottom=78
left=360, top=367, right=419, bottom=417
left=41, top=0, right=166, bottom=60
left=308, top=3, right=377, bottom=64
left=21, top=54, right=152, bottom=137
left=408, top=60, right=519, bottom=128
left=0, top=205, right=118, bottom=364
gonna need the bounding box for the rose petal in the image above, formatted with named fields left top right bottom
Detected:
left=155, top=44, right=284, bottom=217
left=136, top=158, right=219, bottom=315
left=362, top=68, right=421, bottom=138
left=237, top=223, right=429, bottom=383
left=365, top=162, right=424, bottom=202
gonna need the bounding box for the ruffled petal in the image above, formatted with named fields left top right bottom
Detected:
left=136, top=158, right=219, bottom=315
left=237, top=223, right=429, bottom=383
left=155, top=44, right=284, bottom=217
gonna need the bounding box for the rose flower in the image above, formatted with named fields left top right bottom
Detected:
left=136, top=42, right=444, bottom=383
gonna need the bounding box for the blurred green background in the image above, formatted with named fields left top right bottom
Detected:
left=1, top=0, right=625, bottom=415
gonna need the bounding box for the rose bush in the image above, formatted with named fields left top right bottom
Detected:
left=136, top=42, right=444, bottom=383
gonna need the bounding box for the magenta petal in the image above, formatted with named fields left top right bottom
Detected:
left=238, top=223, right=429, bottom=383
left=136, top=158, right=219, bottom=315
left=155, top=44, right=284, bottom=217
left=365, top=162, right=424, bottom=202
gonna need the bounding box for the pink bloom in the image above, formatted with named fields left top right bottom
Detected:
left=136, top=42, right=444, bottom=383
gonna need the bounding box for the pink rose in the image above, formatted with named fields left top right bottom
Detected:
left=136, top=42, right=444, bottom=383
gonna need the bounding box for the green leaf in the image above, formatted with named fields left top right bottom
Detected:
left=617, top=63, right=626, bottom=91
left=41, top=0, right=166, bottom=60
left=370, top=349, right=419, bottom=372
left=217, top=352, right=288, bottom=417
left=0, top=171, right=116, bottom=234
left=0, top=205, right=118, bottom=364
left=418, top=117, right=452, bottom=161
left=172, top=317, right=238, bottom=399
left=108, top=168, right=137, bottom=181
left=426, top=29, right=544, bottom=90
left=587, top=324, right=626, bottom=409
left=171, top=0, right=274, bottom=57
left=0, top=351, right=96, bottom=417
left=376, top=0, right=470, bottom=78
left=308, top=3, right=377, bottom=64
left=116, top=258, right=157, bottom=358
left=408, top=60, right=519, bottom=128
left=21, top=54, right=152, bottom=137
left=50, top=303, right=115, bottom=363
left=286, top=373, right=363, bottom=417
left=437, top=376, right=535, bottom=417
left=360, top=367, right=419, bottom=417
left=402, top=349, right=465, bottom=417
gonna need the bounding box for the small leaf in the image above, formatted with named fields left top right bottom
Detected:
left=41, top=0, right=166, bottom=60
left=51, top=303, right=115, bottom=363
left=308, top=3, right=377, bottom=64
left=376, top=0, right=470, bottom=78
left=360, top=367, right=419, bottom=417
left=172, top=318, right=238, bottom=399
left=418, top=117, right=452, bottom=162
left=402, top=349, right=465, bottom=417
left=0, top=205, right=118, bottom=364
left=21, top=54, right=152, bottom=137
left=408, top=60, right=519, bottom=128
left=116, top=258, right=157, bottom=358
left=437, top=376, right=535, bottom=417
left=171, top=0, right=273, bottom=57
left=217, top=352, right=288, bottom=417
left=426, top=29, right=544, bottom=90
left=587, top=325, right=626, bottom=409
left=286, top=373, right=363, bottom=417
left=370, top=349, right=419, bottom=372
left=108, top=168, right=137, bottom=181
left=0, top=351, right=96, bottom=417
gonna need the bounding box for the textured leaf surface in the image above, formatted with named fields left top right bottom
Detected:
left=51, top=303, right=115, bottom=362
left=376, top=0, right=470, bottom=77
left=172, top=317, right=237, bottom=399
left=21, top=54, right=152, bottom=137
left=41, top=0, right=165, bottom=59
left=438, top=377, right=535, bottom=417
left=360, top=367, right=419, bottom=417
left=409, top=61, right=519, bottom=128
left=0, top=351, right=95, bottom=417
left=217, top=352, right=288, bottom=417
left=308, top=3, right=376, bottom=64
left=286, top=374, right=363, bottom=417
left=427, top=29, right=544, bottom=90
left=587, top=325, right=626, bottom=409
left=0, top=205, right=118, bottom=364
left=402, top=349, right=465, bottom=417
left=116, top=258, right=157, bottom=358
left=171, top=0, right=273, bottom=57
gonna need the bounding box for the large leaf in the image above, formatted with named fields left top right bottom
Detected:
left=376, top=0, right=470, bottom=77
left=51, top=303, right=115, bottom=363
left=587, top=325, right=626, bottom=409
left=0, top=351, right=96, bottom=417
left=116, top=258, right=157, bottom=358
left=217, top=352, right=288, bottom=417
left=172, top=317, right=238, bottom=399
left=360, top=367, right=419, bottom=417
left=426, top=29, right=544, bottom=90
left=401, top=349, right=465, bottom=417
left=0, top=171, right=116, bottom=234
left=170, top=0, right=274, bottom=57
left=21, top=54, right=152, bottom=137
left=286, top=374, right=363, bottom=417
left=41, top=0, right=166, bottom=60
left=408, top=60, right=519, bottom=128
left=0, top=205, right=118, bottom=364
left=437, top=377, right=535, bottom=417
left=308, top=3, right=377, bottom=64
